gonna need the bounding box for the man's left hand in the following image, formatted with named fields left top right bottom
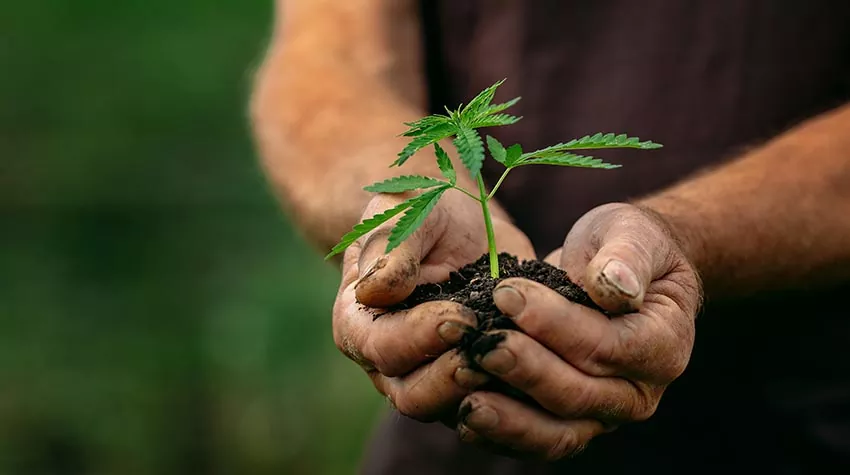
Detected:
left=456, top=203, right=702, bottom=460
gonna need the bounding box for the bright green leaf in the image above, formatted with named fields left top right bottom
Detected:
left=486, top=135, right=507, bottom=165
left=325, top=198, right=417, bottom=259
left=434, top=143, right=456, bottom=184
left=394, top=123, right=457, bottom=167
left=453, top=127, right=486, bottom=178
left=364, top=175, right=444, bottom=193
left=386, top=187, right=449, bottom=252
left=469, top=113, right=522, bottom=129
left=504, top=144, right=523, bottom=167
left=518, top=153, right=621, bottom=169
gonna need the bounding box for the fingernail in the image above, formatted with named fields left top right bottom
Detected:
left=476, top=348, right=516, bottom=375
left=601, top=259, right=640, bottom=298
left=453, top=367, right=490, bottom=389
left=492, top=285, right=525, bottom=317
left=457, top=424, right=476, bottom=442
left=355, top=256, right=387, bottom=288
left=437, top=321, right=466, bottom=344
left=466, top=406, right=499, bottom=430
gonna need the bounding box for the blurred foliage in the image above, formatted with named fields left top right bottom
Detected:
left=1, top=1, right=383, bottom=474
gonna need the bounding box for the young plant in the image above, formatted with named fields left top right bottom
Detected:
left=326, top=80, right=661, bottom=279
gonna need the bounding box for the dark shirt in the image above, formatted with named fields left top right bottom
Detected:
left=363, top=1, right=850, bottom=473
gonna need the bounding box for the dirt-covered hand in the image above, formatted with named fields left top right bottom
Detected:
left=333, top=189, right=535, bottom=422
left=456, top=203, right=701, bottom=460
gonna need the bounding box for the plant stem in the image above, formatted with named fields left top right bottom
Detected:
left=451, top=185, right=482, bottom=202
left=477, top=174, right=500, bottom=278
left=486, top=168, right=512, bottom=201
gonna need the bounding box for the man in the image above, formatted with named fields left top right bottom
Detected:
left=251, top=1, right=850, bottom=472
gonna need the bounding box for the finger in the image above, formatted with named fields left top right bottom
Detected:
left=560, top=203, right=676, bottom=313
left=474, top=330, right=659, bottom=422
left=334, top=283, right=477, bottom=377
left=370, top=350, right=490, bottom=422
left=355, top=198, right=449, bottom=308
left=492, top=278, right=617, bottom=377
left=457, top=392, right=606, bottom=461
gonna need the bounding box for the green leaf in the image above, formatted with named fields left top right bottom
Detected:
left=459, top=79, right=505, bottom=121
left=484, top=96, right=521, bottom=115
left=434, top=143, right=456, bottom=184
left=386, top=187, right=448, bottom=252
left=364, top=175, right=445, bottom=193
left=402, top=114, right=452, bottom=137
left=519, top=153, right=621, bottom=169
left=325, top=198, right=417, bottom=259
left=520, top=134, right=661, bottom=160
left=469, top=113, right=522, bottom=129
left=486, top=135, right=507, bottom=164
left=394, top=123, right=457, bottom=167
left=453, top=127, right=486, bottom=178
left=504, top=144, right=523, bottom=167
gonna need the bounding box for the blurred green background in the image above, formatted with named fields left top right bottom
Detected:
left=1, top=1, right=383, bottom=474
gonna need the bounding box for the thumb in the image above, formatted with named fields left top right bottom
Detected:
left=562, top=205, right=671, bottom=314
left=353, top=215, right=443, bottom=309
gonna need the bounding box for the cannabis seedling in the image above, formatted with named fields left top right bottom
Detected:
left=326, top=80, right=661, bottom=278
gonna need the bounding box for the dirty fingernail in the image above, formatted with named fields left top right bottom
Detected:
left=477, top=348, right=516, bottom=375
left=601, top=259, right=640, bottom=298
left=492, top=285, right=525, bottom=316
left=454, top=367, right=490, bottom=389
left=356, top=256, right=387, bottom=286
left=437, top=321, right=466, bottom=344
left=466, top=406, right=499, bottom=431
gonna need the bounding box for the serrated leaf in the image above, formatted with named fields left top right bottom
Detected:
left=325, top=198, right=417, bottom=259
left=520, top=134, right=662, bottom=158
left=434, top=143, right=456, bottom=184
left=519, top=153, right=621, bottom=169
left=386, top=187, right=448, bottom=253
left=486, top=135, right=507, bottom=164
left=484, top=96, right=521, bottom=115
left=364, top=175, right=444, bottom=193
left=459, top=79, right=505, bottom=121
left=469, top=113, right=522, bottom=129
left=505, top=144, right=523, bottom=167
left=402, top=114, right=452, bottom=137
left=394, top=123, right=457, bottom=167
left=453, top=127, right=485, bottom=178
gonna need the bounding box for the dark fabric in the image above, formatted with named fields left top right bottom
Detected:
left=363, top=1, right=850, bottom=473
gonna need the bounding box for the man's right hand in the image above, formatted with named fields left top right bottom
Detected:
left=332, top=189, right=535, bottom=422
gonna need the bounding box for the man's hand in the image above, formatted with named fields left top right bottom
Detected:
left=333, top=189, right=535, bottom=422
left=456, top=203, right=701, bottom=460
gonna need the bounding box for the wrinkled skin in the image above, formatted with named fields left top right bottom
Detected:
left=332, top=189, right=535, bottom=422
left=456, top=203, right=701, bottom=460
left=333, top=197, right=701, bottom=460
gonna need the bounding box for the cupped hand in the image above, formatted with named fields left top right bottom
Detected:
left=456, top=203, right=701, bottom=460
left=333, top=188, right=535, bottom=422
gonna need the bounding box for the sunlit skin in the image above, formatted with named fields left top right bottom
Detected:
left=252, top=0, right=850, bottom=459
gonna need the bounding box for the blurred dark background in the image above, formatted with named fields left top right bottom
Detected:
left=1, top=1, right=382, bottom=473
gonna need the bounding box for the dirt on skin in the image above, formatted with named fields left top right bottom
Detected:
left=389, top=253, right=603, bottom=375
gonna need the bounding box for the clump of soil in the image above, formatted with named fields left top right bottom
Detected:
left=390, top=253, right=603, bottom=371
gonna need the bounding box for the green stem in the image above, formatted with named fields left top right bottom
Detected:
left=477, top=175, right=500, bottom=278
left=486, top=168, right=512, bottom=201
left=451, top=184, right=482, bottom=202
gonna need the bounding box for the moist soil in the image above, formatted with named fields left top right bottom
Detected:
left=387, top=253, right=603, bottom=400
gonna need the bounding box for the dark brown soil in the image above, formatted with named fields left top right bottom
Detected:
left=388, top=253, right=603, bottom=399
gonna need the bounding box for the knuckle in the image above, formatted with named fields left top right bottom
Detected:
left=546, top=429, right=582, bottom=461
left=553, top=382, right=594, bottom=416
left=392, top=392, right=428, bottom=421
left=630, top=387, right=662, bottom=421
left=363, top=334, right=400, bottom=376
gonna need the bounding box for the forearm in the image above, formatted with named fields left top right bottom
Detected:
left=250, top=0, right=489, bottom=249
left=639, top=103, right=850, bottom=299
